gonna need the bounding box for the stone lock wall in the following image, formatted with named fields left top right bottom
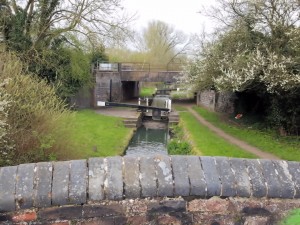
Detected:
left=197, top=91, right=236, bottom=114
left=1, top=155, right=300, bottom=224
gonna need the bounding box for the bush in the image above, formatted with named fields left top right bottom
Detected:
left=167, top=125, right=191, bottom=155
left=167, top=140, right=191, bottom=155
left=0, top=50, right=73, bottom=166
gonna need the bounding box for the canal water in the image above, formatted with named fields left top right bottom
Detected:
left=125, top=121, right=169, bottom=156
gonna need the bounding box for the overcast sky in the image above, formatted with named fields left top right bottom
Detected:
left=122, top=0, right=218, bottom=34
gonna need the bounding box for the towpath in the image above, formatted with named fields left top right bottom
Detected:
left=181, top=104, right=280, bottom=160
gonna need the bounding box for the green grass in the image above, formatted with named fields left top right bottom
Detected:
left=192, top=106, right=300, bottom=161
left=140, top=87, right=156, bottom=97
left=179, top=111, right=256, bottom=158
left=280, top=209, right=300, bottom=225
left=173, top=104, right=188, bottom=112
left=67, top=110, right=133, bottom=159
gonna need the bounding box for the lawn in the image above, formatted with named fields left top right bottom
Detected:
left=178, top=111, right=256, bottom=158
left=66, top=110, right=133, bottom=159
left=192, top=106, right=300, bottom=161
left=140, top=86, right=156, bottom=97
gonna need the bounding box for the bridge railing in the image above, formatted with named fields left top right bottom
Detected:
left=93, top=62, right=184, bottom=72
left=93, top=61, right=119, bottom=72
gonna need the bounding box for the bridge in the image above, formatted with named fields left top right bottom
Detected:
left=0, top=156, right=300, bottom=224
left=92, top=62, right=183, bottom=106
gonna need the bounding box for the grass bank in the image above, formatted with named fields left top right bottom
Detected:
left=174, top=105, right=256, bottom=158
left=192, top=106, right=300, bottom=161
left=65, top=110, right=133, bottom=159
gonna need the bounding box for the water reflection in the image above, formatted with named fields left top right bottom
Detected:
left=125, top=121, right=168, bottom=156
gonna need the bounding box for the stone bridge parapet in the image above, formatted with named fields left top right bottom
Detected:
left=1, top=155, right=300, bottom=214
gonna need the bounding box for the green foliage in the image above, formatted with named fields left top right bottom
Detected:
left=0, top=50, right=73, bottom=166
left=167, top=125, right=191, bottom=155
left=168, top=140, right=191, bottom=155
left=186, top=0, right=300, bottom=133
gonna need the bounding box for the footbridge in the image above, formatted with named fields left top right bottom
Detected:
left=1, top=156, right=300, bottom=224
left=93, top=62, right=183, bottom=106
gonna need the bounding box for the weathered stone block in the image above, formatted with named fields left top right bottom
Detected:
left=52, top=161, right=70, bottom=206
left=272, top=160, right=294, bottom=199
left=259, top=159, right=282, bottom=198
left=147, top=200, right=186, bottom=213
left=215, top=157, right=236, bottom=197
left=88, top=158, right=106, bottom=201
left=69, top=160, right=87, bottom=204
left=140, top=156, right=157, bottom=197
left=186, top=156, right=206, bottom=197
left=106, top=157, right=123, bottom=200
left=200, top=157, right=221, bottom=196
left=155, top=155, right=173, bottom=197
left=38, top=206, right=83, bottom=220
left=245, top=159, right=267, bottom=198
left=33, top=162, right=53, bottom=208
left=82, top=204, right=125, bottom=218
left=287, top=161, right=300, bottom=198
left=15, top=163, right=35, bottom=209
left=0, top=166, right=17, bottom=212
left=230, top=158, right=251, bottom=197
left=172, top=156, right=189, bottom=196
left=123, top=156, right=141, bottom=198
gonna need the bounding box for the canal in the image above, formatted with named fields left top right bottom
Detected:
left=125, top=120, right=169, bottom=156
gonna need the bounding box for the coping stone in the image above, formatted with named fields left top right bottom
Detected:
left=88, top=158, right=106, bottom=201
left=155, top=155, right=173, bottom=197
left=123, top=156, right=141, bottom=198
left=272, top=160, right=295, bottom=199
left=33, top=162, right=53, bottom=208
left=259, top=159, right=282, bottom=198
left=15, top=163, right=35, bottom=209
left=172, top=155, right=189, bottom=196
left=287, top=161, right=300, bottom=198
left=230, top=158, right=251, bottom=197
left=140, top=156, right=157, bottom=197
left=215, top=157, right=236, bottom=197
left=106, top=157, right=123, bottom=200
left=52, top=161, right=70, bottom=206
left=245, top=159, right=267, bottom=198
left=69, top=160, right=87, bottom=204
left=186, top=156, right=206, bottom=197
left=0, top=166, right=17, bottom=212
left=200, top=156, right=221, bottom=197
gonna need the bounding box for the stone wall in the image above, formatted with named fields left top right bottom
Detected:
left=1, top=197, right=300, bottom=224
left=196, top=90, right=216, bottom=111
left=1, top=155, right=300, bottom=224
left=197, top=90, right=236, bottom=114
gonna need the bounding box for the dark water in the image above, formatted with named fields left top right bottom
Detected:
left=125, top=121, right=168, bottom=156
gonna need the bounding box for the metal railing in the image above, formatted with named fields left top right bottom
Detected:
left=94, top=61, right=184, bottom=72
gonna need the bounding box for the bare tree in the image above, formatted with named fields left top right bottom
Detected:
left=134, top=20, right=190, bottom=65
left=0, top=0, right=133, bottom=49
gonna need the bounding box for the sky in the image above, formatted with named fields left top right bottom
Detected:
left=122, top=0, right=218, bottom=35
